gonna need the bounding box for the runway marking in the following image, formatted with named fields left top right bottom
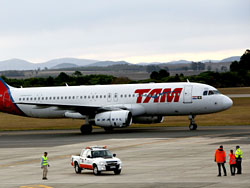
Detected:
left=20, top=185, right=53, bottom=188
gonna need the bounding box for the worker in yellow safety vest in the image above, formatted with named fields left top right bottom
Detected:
left=41, top=152, right=50, bottom=180
left=235, top=146, right=243, bottom=174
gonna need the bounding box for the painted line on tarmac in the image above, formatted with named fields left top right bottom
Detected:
left=20, top=185, right=53, bottom=188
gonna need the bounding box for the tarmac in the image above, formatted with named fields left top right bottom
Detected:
left=0, top=126, right=250, bottom=188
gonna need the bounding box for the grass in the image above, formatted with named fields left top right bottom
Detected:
left=218, top=87, right=250, bottom=94
left=0, top=97, right=250, bottom=131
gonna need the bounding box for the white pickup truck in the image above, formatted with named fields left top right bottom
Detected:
left=71, top=146, right=122, bottom=175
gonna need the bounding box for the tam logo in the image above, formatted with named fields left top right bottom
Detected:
left=134, top=88, right=183, bottom=103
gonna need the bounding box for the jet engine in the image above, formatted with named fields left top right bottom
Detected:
left=94, top=110, right=132, bottom=127
left=132, top=116, right=164, bottom=124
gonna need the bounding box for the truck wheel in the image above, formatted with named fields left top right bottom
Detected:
left=75, top=163, right=82, bottom=174
left=114, top=169, right=121, bottom=175
left=93, top=165, right=101, bottom=175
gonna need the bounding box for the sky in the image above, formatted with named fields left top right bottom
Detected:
left=0, top=0, right=249, bottom=63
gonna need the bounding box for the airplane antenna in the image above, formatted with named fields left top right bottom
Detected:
left=20, top=86, right=23, bottom=88
left=187, top=79, right=190, bottom=83
left=65, top=83, right=68, bottom=86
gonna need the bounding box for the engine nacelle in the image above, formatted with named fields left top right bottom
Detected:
left=132, top=116, right=164, bottom=124
left=95, top=110, right=132, bottom=128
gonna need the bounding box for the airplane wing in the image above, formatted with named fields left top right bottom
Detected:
left=14, top=102, right=128, bottom=115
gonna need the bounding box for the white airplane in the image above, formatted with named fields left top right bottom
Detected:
left=0, top=77, right=232, bottom=134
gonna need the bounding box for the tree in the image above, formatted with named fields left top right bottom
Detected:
left=150, top=71, right=159, bottom=80
left=158, top=69, right=170, bottom=78
left=73, top=71, right=82, bottom=77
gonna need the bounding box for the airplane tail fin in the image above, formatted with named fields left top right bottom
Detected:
left=0, top=77, right=24, bottom=115
left=0, top=77, right=14, bottom=90
left=0, top=77, right=9, bottom=94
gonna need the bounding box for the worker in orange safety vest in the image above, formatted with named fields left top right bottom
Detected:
left=214, top=145, right=227, bottom=176
left=229, top=150, right=236, bottom=176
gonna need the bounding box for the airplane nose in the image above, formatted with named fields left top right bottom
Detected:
left=223, top=96, right=233, bottom=110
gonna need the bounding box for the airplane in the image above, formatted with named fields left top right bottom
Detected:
left=0, top=77, right=233, bottom=134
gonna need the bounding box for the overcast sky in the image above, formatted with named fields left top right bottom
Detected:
left=0, top=0, right=249, bottom=63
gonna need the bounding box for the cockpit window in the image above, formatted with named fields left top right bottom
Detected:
left=203, top=91, right=208, bottom=96
left=208, top=90, right=220, bottom=95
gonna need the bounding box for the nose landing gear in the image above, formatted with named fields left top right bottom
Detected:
left=188, top=115, right=197, bottom=130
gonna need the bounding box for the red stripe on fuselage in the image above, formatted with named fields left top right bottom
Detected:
left=0, top=80, right=24, bottom=116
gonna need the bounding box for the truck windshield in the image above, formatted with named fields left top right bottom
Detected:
left=91, top=150, right=113, bottom=158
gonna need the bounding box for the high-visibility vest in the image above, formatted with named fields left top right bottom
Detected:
left=235, top=148, right=243, bottom=159
left=229, top=153, right=236, bottom=165
left=215, top=149, right=226, bottom=163
left=42, top=156, right=48, bottom=166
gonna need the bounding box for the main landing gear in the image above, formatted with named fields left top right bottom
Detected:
left=80, top=124, right=92, bottom=134
left=188, top=115, right=197, bottom=131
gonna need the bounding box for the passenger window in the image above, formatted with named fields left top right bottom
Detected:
left=203, top=91, right=208, bottom=96
left=61, top=96, right=63, bottom=99
left=34, top=97, right=36, bottom=100
left=69, top=96, right=71, bottom=99
left=49, top=97, right=52, bottom=100
left=72, top=96, right=75, bottom=99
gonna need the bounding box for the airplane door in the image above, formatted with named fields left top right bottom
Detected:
left=183, top=86, right=192, bottom=103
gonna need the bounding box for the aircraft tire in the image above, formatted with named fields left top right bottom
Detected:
left=189, top=123, right=197, bottom=131
left=80, top=124, right=92, bottom=134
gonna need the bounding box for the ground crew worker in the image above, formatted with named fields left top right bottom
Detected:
left=41, top=152, right=50, bottom=180
left=235, top=145, right=243, bottom=174
left=229, top=150, right=236, bottom=176
left=214, top=145, right=227, bottom=176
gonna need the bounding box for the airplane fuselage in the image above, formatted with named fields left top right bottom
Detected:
left=0, top=82, right=232, bottom=117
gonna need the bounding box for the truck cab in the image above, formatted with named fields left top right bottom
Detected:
left=71, top=146, right=122, bottom=175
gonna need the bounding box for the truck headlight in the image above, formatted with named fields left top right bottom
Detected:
left=99, top=162, right=106, bottom=166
